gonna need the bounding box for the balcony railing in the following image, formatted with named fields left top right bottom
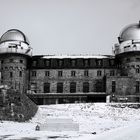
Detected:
left=0, top=47, right=32, bottom=56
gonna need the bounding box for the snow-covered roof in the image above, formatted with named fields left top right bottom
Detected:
left=41, top=55, right=114, bottom=59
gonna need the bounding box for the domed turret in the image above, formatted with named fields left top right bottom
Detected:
left=0, top=29, right=29, bottom=45
left=0, top=29, right=32, bottom=56
left=114, top=21, right=140, bottom=55
left=0, top=29, right=32, bottom=93
left=114, top=21, right=140, bottom=77
left=119, top=22, right=140, bottom=42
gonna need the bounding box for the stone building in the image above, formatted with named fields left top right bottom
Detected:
left=107, top=21, right=140, bottom=102
left=0, top=22, right=140, bottom=104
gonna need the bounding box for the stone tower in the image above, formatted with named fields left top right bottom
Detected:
left=107, top=21, right=140, bottom=102
left=114, top=21, right=140, bottom=77
left=0, top=29, right=32, bottom=93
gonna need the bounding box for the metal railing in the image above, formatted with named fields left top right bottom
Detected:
left=0, top=48, right=32, bottom=56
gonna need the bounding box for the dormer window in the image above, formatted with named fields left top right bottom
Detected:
left=71, top=60, right=76, bottom=67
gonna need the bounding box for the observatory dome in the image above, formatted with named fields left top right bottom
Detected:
left=0, top=29, right=29, bottom=45
left=119, top=22, right=140, bottom=42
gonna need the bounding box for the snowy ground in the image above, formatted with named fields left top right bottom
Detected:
left=0, top=103, right=140, bottom=140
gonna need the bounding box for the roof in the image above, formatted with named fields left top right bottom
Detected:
left=0, top=29, right=29, bottom=45
left=37, top=54, right=114, bottom=59
left=119, top=21, right=140, bottom=42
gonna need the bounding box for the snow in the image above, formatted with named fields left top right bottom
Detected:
left=0, top=103, right=140, bottom=140
left=92, top=122, right=140, bottom=140
left=42, top=54, right=113, bottom=59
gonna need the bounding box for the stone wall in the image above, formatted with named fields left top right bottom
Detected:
left=0, top=54, right=29, bottom=93
left=106, top=76, right=140, bottom=102
left=0, top=89, right=38, bottom=121
left=29, top=69, right=115, bottom=93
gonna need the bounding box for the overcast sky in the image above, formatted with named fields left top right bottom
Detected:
left=0, top=0, right=139, bottom=55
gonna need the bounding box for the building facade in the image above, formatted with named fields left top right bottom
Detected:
left=0, top=22, right=140, bottom=104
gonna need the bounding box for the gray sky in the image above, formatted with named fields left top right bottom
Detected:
left=0, top=0, right=139, bottom=55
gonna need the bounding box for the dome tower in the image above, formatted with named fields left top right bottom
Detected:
left=114, top=21, right=140, bottom=76
left=0, top=29, right=32, bottom=93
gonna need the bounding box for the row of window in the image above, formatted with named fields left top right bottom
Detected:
left=1, top=66, right=25, bottom=70
left=1, top=59, right=24, bottom=63
left=3, top=70, right=115, bottom=80
left=31, top=70, right=104, bottom=77
left=31, top=70, right=116, bottom=77
left=126, top=57, right=140, bottom=62
left=32, top=59, right=115, bottom=67
left=121, top=65, right=140, bottom=69
left=32, top=82, right=90, bottom=93
left=1, top=71, right=23, bottom=83
left=8, top=71, right=23, bottom=78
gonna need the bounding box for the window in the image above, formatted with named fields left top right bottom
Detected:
left=126, top=58, right=130, bottom=62
left=95, top=80, right=104, bottom=92
left=45, top=60, right=50, bottom=67
left=9, top=59, right=13, bottom=62
left=1, top=76, right=3, bottom=83
left=71, top=71, right=76, bottom=77
left=59, top=60, right=63, bottom=67
left=83, top=82, right=89, bottom=93
left=30, top=82, right=37, bottom=93
left=31, top=71, right=36, bottom=77
left=58, top=71, right=63, bottom=77
left=45, top=71, right=50, bottom=76
left=110, top=59, right=115, bottom=66
left=136, top=68, right=140, bottom=74
left=19, top=71, right=22, bottom=77
left=20, top=60, right=23, bottom=63
left=97, top=59, right=102, bottom=66
left=124, top=45, right=130, bottom=51
left=131, top=65, right=135, bottom=68
left=9, top=66, right=13, bottom=70
left=32, top=61, right=37, bottom=67
left=71, top=60, right=76, bottom=67
left=10, top=72, right=13, bottom=78
left=44, top=83, right=50, bottom=93
left=70, top=82, right=76, bottom=93
left=136, top=58, right=140, bottom=61
left=110, top=70, right=115, bottom=76
left=136, top=81, right=140, bottom=93
left=1, top=60, right=4, bottom=64
left=84, top=70, right=89, bottom=77
left=97, top=70, right=102, bottom=76
left=84, top=60, right=89, bottom=67
left=57, top=82, right=63, bottom=93
left=112, top=81, right=116, bottom=93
